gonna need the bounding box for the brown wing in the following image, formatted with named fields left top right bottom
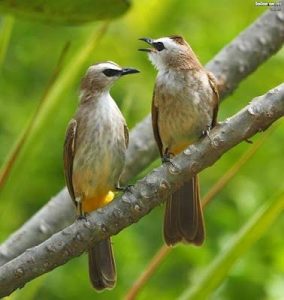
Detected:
left=207, top=72, right=219, bottom=128
left=152, top=85, right=163, bottom=157
left=124, top=124, right=129, bottom=148
left=63, top=119, right=77, bottom=203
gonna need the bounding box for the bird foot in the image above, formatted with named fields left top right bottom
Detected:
left=77, top=214, right=87, bottom=221
left=116, top=183, right=133, bottom=193
left=162, top=151, right=178, bottom=169
left=75, top=197, right=86, bottom=220
left=202, top=126, right=214, bottom=145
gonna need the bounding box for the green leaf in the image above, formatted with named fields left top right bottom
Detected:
left=0, top=0, right=130, bottom=24
left=179, top=193, right=284, bottom=300
left=0, top=15, right=14, bottom=66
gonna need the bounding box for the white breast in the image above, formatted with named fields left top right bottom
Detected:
left=155, top=69, right=214, bottom=153
left=73, top=92, right=126, bottom=198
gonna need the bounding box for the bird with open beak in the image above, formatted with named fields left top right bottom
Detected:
left=63, top=61, right=139, bottom=290
left=139, top=36, right=219, bottom=246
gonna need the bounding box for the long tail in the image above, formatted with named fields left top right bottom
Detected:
left=163, top=175, right=205, bottom=246
left=88, top=238, right=116, bottom=290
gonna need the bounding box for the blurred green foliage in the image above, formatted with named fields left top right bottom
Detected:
left=0, top=1, right=283, bottom=299
left=0, top=0, right=129, bottom=24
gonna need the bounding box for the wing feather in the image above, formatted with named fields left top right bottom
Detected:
left=207, top=72, right=219, bottom=127
left=124, top=124, right=129, bottom=148
left=63, top=119, right=77, bottom=203
left=152, top=85, right=163, bottom=157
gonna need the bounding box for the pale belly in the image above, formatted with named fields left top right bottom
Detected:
left=72, top=102, right=126, bottom=211
left=156, top=85, right=214, bottom=155
left=73, top=149, right=124, bottom=202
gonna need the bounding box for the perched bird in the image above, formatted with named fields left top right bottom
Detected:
left=63, top=61, right=139, bottom=290
left=139, top=36, right=219, bottom=246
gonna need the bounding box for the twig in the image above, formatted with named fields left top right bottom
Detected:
left=124, top=244, right=170, bottom=300
left=0, top=84, right=283, bottom=297
left=179, top=193, right=284, bottom=300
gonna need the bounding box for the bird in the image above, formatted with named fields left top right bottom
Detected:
left=139, top=35, right=219, bottom=246
left=63, top=61, right=139, bottom=290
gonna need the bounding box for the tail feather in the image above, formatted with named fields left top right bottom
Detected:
left=164, top=195, right=182, bottom=245
left=191, top=177, right=205, bottom=246
left=88, top=238, right=116, bottom=290
left=164, top=175, right=205, bottom=246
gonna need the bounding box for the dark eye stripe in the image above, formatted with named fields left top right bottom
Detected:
left=153, top=42, right=166, bottom=51
left=103, top=69, right=121, bottom=77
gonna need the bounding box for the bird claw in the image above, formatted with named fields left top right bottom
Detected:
left=162, top=152, right=178, bottom=169
left=116, top=184, right=133, bottom=193
left=202, top=126, right=214, bottom=145
left=77, top=214, right=87, bottom=221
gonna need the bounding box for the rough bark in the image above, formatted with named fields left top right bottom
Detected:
left=0, top=84, right=283, bottom=297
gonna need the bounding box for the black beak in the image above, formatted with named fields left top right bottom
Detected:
left=139, top=37, right=154, bottom=45
left=138, top=37, right=154, bottom=52
left=121, top=68, right=140, bottom=76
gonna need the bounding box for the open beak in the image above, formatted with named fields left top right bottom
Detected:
left=121, top=68, right=140, bottom=76
left=138, top=37, right=155, bottom=52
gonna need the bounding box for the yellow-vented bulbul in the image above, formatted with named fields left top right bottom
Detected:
left=139, top=36, right=219, bottom=246
left=63, top=61, right=139, bottom=290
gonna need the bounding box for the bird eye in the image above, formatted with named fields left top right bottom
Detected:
left=103, top=69, right=121, bottom=77
left=154, top=42, right=166, bottom=51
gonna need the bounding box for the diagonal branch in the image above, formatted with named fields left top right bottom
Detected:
left=0, top=84, right=283, bottom=297
left=124, top=124, right=277, bottom=300
left=121, top=8, right=284, bottom=183
left=0, top=8, right=284, bottom=267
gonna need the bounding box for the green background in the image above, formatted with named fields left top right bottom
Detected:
left=0, top=0, right=283, bottom=299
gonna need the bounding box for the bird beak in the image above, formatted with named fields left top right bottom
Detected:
left=120, top=68, right=140, bottom=76
left=138, top=37, right=155, bottom=52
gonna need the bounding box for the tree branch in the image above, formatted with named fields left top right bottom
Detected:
left=0, top=8, right=284, bottom=267
left=0, top=84, right=283, bottom=297
left=121, top=8, right=284, bottom=182
left=124, top=124, right=277, bottom=300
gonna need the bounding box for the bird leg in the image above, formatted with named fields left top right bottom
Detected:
left=162, top=148, right=179, bottom=169
left=162, top=148, right=173, bottom=163
left=75, top=196, right=86, bottom=220
left=202, top=125, right=214, bottom=145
